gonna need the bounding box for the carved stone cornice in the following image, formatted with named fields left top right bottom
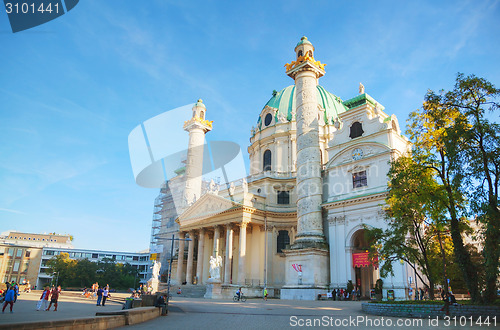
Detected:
left=328, top=215, right=346, bottom=224
left=323, top=192, right=388, bottom=210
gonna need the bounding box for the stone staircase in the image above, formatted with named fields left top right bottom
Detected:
left=157, top=284, right=206, bottom=298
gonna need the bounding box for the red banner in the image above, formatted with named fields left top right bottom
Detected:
left=352, top=252, right=378, bottom=268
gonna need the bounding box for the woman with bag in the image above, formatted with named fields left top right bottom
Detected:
left=37, top=286, right=50, bottom=311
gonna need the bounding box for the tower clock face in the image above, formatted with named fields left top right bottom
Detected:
left=352, top=148, right=363, bottom=160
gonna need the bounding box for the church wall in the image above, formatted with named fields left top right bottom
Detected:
left=327, top=198, right=407, bottom=299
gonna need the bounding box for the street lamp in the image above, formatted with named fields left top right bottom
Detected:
left=154, top=234, right=192, bottom=314
left=52, top=272, right=59, bottom=287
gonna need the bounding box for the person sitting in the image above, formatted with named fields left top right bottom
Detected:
left=236, top=287, right=242, bottom=300
left=448, top=293, right=458, bottom=305
left=155, top=295, right=166, bottom=307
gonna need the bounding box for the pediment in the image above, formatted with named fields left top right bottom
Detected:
left=178, top=193, right=238, bottom=224
left=326, top=142, right=390, bottom=168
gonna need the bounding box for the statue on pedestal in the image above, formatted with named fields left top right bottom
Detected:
left=209, top=255, right=222, bottom=282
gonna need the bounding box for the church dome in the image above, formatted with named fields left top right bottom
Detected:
left=258, top=85, right=348, bottom=128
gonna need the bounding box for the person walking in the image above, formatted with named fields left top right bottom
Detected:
left=1, top=287, right=15, bottom=313
left=46, top=286, right=59, bottom=311
left=12, top=282, right=19, bottom=303
left=102, top=286, right=109, bottom=306
left=263, top=287, right=268, bottom=301
left=37, top=286, right=50, bottom=311
left=96, top=287, right=103, bottom=306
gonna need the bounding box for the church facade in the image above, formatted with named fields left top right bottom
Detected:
left=165, top=37, right=412, bottom=300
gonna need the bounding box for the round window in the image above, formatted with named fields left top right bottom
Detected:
left=264, top=113, right=273, bottom=126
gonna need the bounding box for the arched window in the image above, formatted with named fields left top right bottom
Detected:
left=298, top=50, right=303, bottom=57
left=277, top=230, right=290, bottom=253
left=263, top=150, right=272, bottom=171
left=349, top=121, right=364, bottom=139
left=200, top=110, right=205, bottom=120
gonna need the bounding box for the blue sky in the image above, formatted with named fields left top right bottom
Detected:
left=1, top=0, right=499, bottom=252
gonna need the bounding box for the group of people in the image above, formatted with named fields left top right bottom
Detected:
left=409, top=287, right=428, bottom=300
left=1, top=281, right=20, bottom=313
left=37, top=285, right=61, bottom=311
left=329, top=288, right=361, bottom=301
left=81, top=282, right=111, bottom=306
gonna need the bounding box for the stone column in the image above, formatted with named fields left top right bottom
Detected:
left=213, top=226, right=220, bottom=257
left=224, top=224, right=233, bottom=284
left=196, top=228, right=205, bottom=284
left=176, top=232, right=185, bottom=284
left=185, top=231, right=195, bottom=284
left=293, top=69, right=324, bottom=246
left=237, top=222, right=248, bottom=285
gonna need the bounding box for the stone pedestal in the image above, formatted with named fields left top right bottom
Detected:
left=204, top=279, right=223, bottom=299
left=281, top=248, right=329, bottom=300
left=147, top=278, right=159, bottom=294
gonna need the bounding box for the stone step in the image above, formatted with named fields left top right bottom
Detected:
left=157, top=284, right=206, bottom=298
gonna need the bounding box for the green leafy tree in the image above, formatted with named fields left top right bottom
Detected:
left=441, top=74, right=500, bottom=303
left=408, top=88, right=481, bottom=302
left=46, top=253, right=77, bottom=287
left=366, top=155, right=445, bottom=300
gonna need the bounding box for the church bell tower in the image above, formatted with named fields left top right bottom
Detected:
left=183, top=99, right=212, bottom=207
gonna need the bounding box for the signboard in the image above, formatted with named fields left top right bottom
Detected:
left=352, top=252, right=378, bottom=268
left=150, top=253, right=157, bottom=260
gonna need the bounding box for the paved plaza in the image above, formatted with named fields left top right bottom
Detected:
left=0, top=290, right=125, bottom=325
left=126, top=297, right=483, bottom=330
left=0, top=292, right=491, bottom=329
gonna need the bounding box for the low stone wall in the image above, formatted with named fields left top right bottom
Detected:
left=0, top=315, right=126, bottom=330
left=0, top=307, right=161, bottom=329
left=362, top=302, right=500, bottom=319
left=96, top=307, right=160, bottom=325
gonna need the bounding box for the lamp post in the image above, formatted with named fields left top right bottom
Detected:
left=52, top=272, right=59, bottom=287
left=154, top=234, right=192, bottom=314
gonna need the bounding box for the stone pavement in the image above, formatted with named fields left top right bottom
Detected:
left=125, top=297, right=487, bottom=330
left=0, top=290, right=126, bottom=325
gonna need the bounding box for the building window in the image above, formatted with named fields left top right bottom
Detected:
left=7, top=248, right=14, bottom=256
left=349, top=121, right=364, bottom=139
left=133, top=256, right=139, bottom=261
left=25, top=251, right=30, bottom=258
left=264, top=113, right=273, bottom=126
left=16, top=249, right=22, bottom=257
left=353, top=170, right=367, bottom=188
left=92, top=253, right=98, bottom=259
left=263, top=150, right=272, bottom=171
left=277, top=230, right=290, bottom=253
left=277, top=191, right=290, bottom=204
left=13, top=261, right=20, bottom=272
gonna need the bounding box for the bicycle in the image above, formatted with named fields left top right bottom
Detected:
left=233, top=293, right=247, bottom=302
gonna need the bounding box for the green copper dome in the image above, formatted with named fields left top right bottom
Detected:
left=258, top=85, right=348, bottom=129
left=295, top=36, right=313, bottom=48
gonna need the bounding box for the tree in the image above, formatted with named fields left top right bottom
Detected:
left=408, top=88, right=481, bottom=302
left=46, top=253, right=77, bottom=287
left=442, top=74, right=500, bottom=303
left=366, top=155, right=446, bottom=300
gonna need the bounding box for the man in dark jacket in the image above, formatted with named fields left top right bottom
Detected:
left=96, top=287, right=103, bottom=306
